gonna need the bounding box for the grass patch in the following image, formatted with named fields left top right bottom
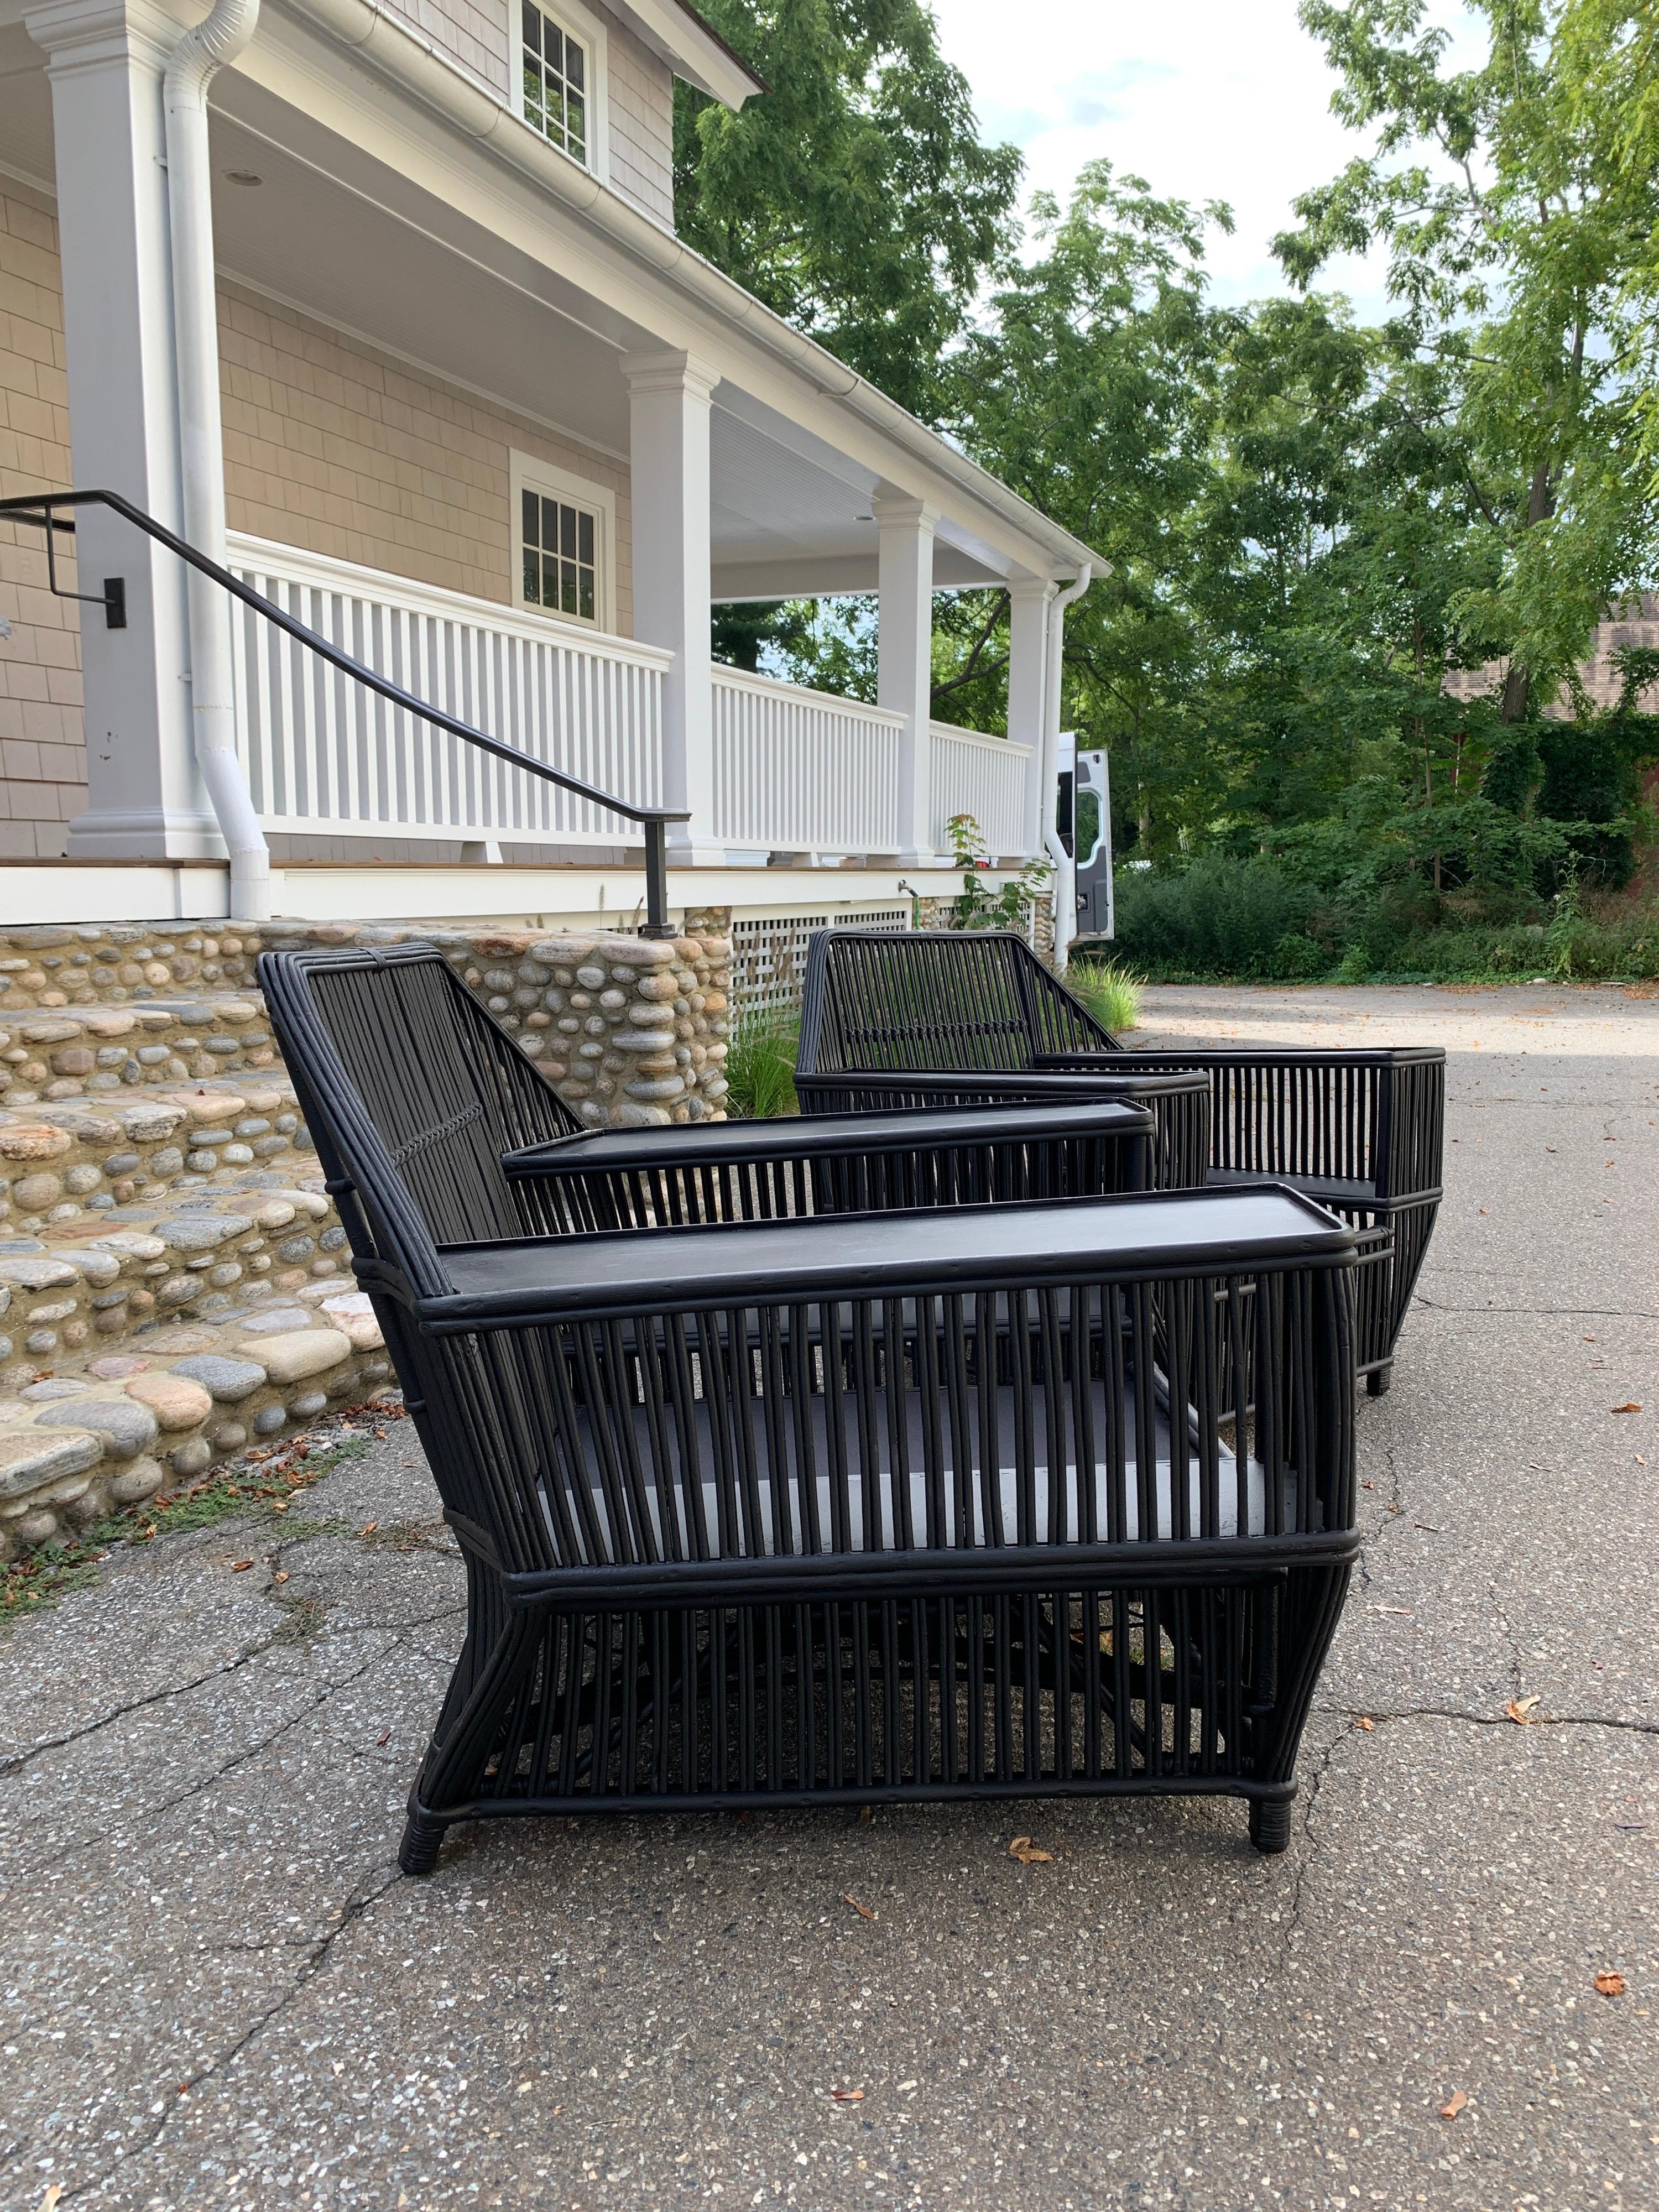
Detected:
left=725, top=1005, right=801, bottom=1118
left=0, top=1405, right=408, bottom=1629
left=1067, top=956, right=1144, bottom=1034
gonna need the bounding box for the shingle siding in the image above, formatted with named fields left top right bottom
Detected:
left=218, top=280, right=633, bottom=632
left=606, top=16, right=677, bottom=228
left=0, top=176, right=84, bottom=858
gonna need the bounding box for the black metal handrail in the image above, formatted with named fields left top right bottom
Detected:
left=0, top=487, right=687, bottom=935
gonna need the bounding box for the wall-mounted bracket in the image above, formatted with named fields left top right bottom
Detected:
left=29, top=503, right=126, bottom=627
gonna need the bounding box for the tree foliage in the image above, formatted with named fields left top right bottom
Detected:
left=1276, top=0, right=1659, bottom=717
left=675, top=0, right=1658, bottom=968
left=674, top=0, right=1022, bottom=423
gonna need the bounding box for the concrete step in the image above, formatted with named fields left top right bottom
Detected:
left=0, top=995, right=281, bottom=1103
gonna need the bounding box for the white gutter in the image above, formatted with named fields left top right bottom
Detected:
left=166, top=0, right=273, bottom=921
left=1041, top=567, right=1092, bottom=976
left=270, top=0, right=1104, bottom=581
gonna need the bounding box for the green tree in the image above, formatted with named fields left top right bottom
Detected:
left=674, top=0, right=1022, bottom=424
left=946, top=161, right=1230, bottom=851
left=1277, top=0, right=1659, bottom=719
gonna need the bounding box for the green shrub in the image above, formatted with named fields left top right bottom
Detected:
left=1068, top=957, right=1143, bottom=1034
left=1114, top=855, right=1311, bottom=978
left=724, top=1006, right=800, bottom=1118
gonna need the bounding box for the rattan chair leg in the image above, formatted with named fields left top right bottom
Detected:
left=399, top=1804, right=447, bottom=1877
left=1366, top=1364, right=1393, bottom=1397
left=1248, top=1793, right=1296, bottom=1853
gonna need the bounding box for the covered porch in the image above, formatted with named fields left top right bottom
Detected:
left=0, top=0, right=1095, bottom=924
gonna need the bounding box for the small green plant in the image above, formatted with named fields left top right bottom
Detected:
left=1335, top=943, right=1371, bottom=983
left=946, top=813, right=1052, bottom=932
left=1546, top=862, right=1587, bottom=979
left=1067, top=956, right=1143, bottom=1034
left=1, top=1428, right=377, bottom=1627
left=724, top=1005, right=800, bottom=1118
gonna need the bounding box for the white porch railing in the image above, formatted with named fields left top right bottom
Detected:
left=711, top=667, right=904, bottom=853
left=931, top=722, right=1031, bottom=858
left=226, top=534, right=670, bottom=846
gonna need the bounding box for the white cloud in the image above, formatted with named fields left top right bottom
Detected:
left=930, top=0, right=1488, bottom=322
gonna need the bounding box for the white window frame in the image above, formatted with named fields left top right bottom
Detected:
left=510, top=451, right=617, bottom=634
left=515, top=0, right=608, bottom=179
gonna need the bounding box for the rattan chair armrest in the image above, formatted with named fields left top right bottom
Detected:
left=419, top=1185, right=1357, bottom=1327
left=498, top=1098, right=1153, bottom=1179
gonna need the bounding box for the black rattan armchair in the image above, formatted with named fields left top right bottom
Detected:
left=797, top=928, right=1444, bottom=1395
left=261, top=946, right=1360, bottom=1871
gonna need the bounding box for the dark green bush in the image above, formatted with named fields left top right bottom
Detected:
left=1114, top=856, right=1312, bottom=978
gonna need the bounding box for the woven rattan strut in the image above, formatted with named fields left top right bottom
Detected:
left=262, top=947, right=1359, bottom=1872
left=796, top=928, right=1444, bottom=1394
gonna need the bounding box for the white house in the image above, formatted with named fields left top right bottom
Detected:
left=0, top=0, right=1099, bottom=947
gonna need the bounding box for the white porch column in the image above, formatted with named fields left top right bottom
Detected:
left=1007, top=578, right=1055, bottom=860
left=27, top=0, right=218, bottom=859
left=873, top=493, right=938, bottom=864
left=623, top=349, right=724, bottom=863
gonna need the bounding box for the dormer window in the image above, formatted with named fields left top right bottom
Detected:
left=521, top=0, right=589, bottom=166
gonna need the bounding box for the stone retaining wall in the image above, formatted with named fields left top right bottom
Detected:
left=0, top=914, right=733, bottom=1559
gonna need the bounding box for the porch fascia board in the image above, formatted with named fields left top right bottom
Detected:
left=218, top=0, right=1102, bottom=585
left=0, top=858, right=997, bottom=926
left=712, top=549, right=1021, bottom=600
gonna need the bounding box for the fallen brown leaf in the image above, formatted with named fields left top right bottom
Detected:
left=1354, top=1716, right=1375, bottom=1731
left=1506, top=1696, right=1541, bottom=1724
left=38, top=2186, right=65, bottom=2212
left=361, top=1521, right=378, bottom=1536
left=843, top=1893, right=875, bottom=1920
left=831, top=2088, right=864, bottom=2103
left=272, top=1570, right=290, bottom=1585
left=1612, top=1403, right=1643, bottom=1415
left=1009, top=1837, right=1053, bottom=1865
left=1595, top=1971, right=1626, bottom=1997
left=376, top=1727, right=392, bottom=1747
left=1439, top=2090, right=1468, bottom=2121
left=231, top=1559, right=254, bottom=1573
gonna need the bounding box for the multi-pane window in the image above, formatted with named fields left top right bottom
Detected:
left=522, top=487, right=597, bottom=624
left=521, top=1, right=587, bottom=166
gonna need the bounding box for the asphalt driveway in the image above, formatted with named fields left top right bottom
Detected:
left=3, top=982, right=1656, bottom=2211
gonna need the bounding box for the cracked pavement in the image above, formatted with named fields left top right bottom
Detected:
left=2, top=982, right=1656, bottom=2211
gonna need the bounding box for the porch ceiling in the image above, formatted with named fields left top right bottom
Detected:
left=0, top=28, right=1027, bottom=600
left=203, top=94, right=1016, bottom=598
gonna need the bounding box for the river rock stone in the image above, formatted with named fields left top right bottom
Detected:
left=160, top=1213, right=252, bottom=1253
left=252, top=1329, right=352, bottom=1384
left=123, top=1371, right=214, bottom=1430
left=110, top=1454, right=168, bottom=1502
left=168, top=1353, right=268, bottom=1402
left=35, top=1396, right=158, bottom=1458
left=0, top=1124, right=72, bottom=1162
left=236, top=1306, right=315, bottom=1335
left=0, top=1428, right=105, bottom=1500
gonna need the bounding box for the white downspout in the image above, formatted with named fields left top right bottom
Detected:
left=1040, top=565, right=1091, bottom=975
left=165, top=0, right=272, bottom=921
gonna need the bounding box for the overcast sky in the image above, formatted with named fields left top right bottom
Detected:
left=929, top=0, right=1488, bottom=324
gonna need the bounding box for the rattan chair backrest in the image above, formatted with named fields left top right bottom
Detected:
left=260, top=946, right=581, bottom=1295
left=799, top=928, right=1117, bottom=1075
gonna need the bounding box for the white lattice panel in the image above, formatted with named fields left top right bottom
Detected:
left=731, top=905, right=910, bottom=1016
